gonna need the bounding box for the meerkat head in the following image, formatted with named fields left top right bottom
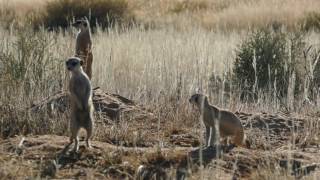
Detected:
left=189, top=94, right=208, bottom=107
left=66, top=57, right=83, bottom=72
left=72, top=18, right=89, bottom=31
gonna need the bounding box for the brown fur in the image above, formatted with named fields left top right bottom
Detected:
left=66, top=57, right=94, bottom=152
left=189, top=94, right=244, bottom=147
left=73, top=18, right=93, bottom=79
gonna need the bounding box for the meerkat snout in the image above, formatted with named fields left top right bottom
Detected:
left=66, top=57, right=83, bottom=71
left=188, top=96, right=194, bottom=103
left=189, top=94, right=198, bottom=103
left=189, top=93, right=207, bottom=107
left=72, top=19, right=88, bottom=30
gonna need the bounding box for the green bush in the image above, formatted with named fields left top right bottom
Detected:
left=0, top=26, right=64, bottom=98
left=39, top=0, right=131, bottom=30
left=233, top=30, right=299, bottom=99
left=301, top=12, right=320, bottom=32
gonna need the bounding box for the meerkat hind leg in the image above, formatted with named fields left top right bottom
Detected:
left=85, top=119, right=94, bottom=149
left=231, top=129, right=244, bottom=147
left=208, top=126, right=216, bottom=146
left=221, top=137, right=228, bottom=145
left=205, top=126, right=210, bottom=146
left=72, top=135, right=79, bottom=152
left=70, top=121, right=80, bottom=152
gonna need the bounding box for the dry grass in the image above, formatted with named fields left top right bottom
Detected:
left=130, top=0, right=320, bottom=30
left=92, top=27, right=241, bottom=101
left=0, top=0, right=49, bottom=16
left=1, top=0, right=320, bottom=179
left=0, top=24, right=319, bottom=178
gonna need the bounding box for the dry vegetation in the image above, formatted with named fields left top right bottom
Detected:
left=0, top=0, right=320, bottom=179
left=2, top=0, right=320, bottom=30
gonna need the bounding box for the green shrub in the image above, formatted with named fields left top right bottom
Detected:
left=0, top=26, right=69, bottom=138
left=39, top=0, right=132, bottom=30
left=0, top=26, right=64, bottom=99
left=233, top=30, right=301, bottom=99
left=301, top=12, right=320, bottom=32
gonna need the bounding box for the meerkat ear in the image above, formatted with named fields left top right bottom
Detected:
left=83, top=22, right=88, bottom=27
left=204, top=96, right=209, bottom=102
left=80, top=60, right=84, bottom=66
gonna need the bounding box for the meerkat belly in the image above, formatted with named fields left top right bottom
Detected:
left=76, top=34, right=91, bottom=53
left=219, top=121, right=239, bottom=136
left=74, top=110, right=91, bottom=127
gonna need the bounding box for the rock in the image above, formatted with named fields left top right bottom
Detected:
left=136, top=165, right=168, bottom=180
left=41, top=160, right=58, bottom=178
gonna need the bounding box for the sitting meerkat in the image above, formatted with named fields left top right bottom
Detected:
left=72, top=17, right=93, bottom=79
left=189, top=94, right=244, bottom=147
left=66, top=57, right=94, bottom=152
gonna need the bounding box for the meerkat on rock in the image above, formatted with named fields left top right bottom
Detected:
left=189, top=94, right=245, bottom=147
left=72, top=18, right=93, bottom=79
left=66, top=57, right=94, bottom=152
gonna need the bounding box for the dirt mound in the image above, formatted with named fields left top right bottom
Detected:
left=29, top=88, right=159, bottom=146
left=236, top=112, right=305, bottom=149
left=0, top=134, right=319, bottom=179
left=0, top=135, right=189, bottom=179
left=1, top=90, right=319, bottom=179
left=31, top=87, right=155, bottom=122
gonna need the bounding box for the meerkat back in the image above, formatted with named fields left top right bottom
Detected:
left=219, top=110, right=243, bottom=127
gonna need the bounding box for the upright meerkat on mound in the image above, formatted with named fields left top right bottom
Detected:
left=189, top=94, right=244, bottom=147
left=66, top=57, right=94, bottom=152
left=72, top=18, right=93, bottom=79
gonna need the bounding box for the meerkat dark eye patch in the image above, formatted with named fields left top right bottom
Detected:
left=72, top=21, right=81, bottom=26
left=194, top=96, right=198, bottom=102
left=71, top=61, right=78, bottom=66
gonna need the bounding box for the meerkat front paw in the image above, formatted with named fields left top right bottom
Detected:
left=73, top=144, right=79, bottom=152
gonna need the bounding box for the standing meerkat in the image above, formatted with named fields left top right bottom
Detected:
left=66, top=57, right=94, bottom=152
left=72, top=18, right=93, bottom=79
left=189, top=94, right=244, bottom=147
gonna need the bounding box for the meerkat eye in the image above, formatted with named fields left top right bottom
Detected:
left=71, top=61, right=78, bottom=66
left=74, top=21, right=80, bottom=26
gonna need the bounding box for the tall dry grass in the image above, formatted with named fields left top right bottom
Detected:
left=0, top=25, right=244, bottom=139
left=1, top=25, right=319, bottom=134
left=0, top=1, right=320, bottom=179
left=92, top=26, right=241, bottom=103
left=132, top=0, right=320, bottom=30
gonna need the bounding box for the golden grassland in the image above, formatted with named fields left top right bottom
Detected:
left=0, top=0, right=320, bottom=179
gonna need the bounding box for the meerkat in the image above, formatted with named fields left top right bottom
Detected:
left=72, top=17, right=93, bottom=79
left=66, top=57, right=94, bottom=152
left=189, top=94, right=244, bottom=147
